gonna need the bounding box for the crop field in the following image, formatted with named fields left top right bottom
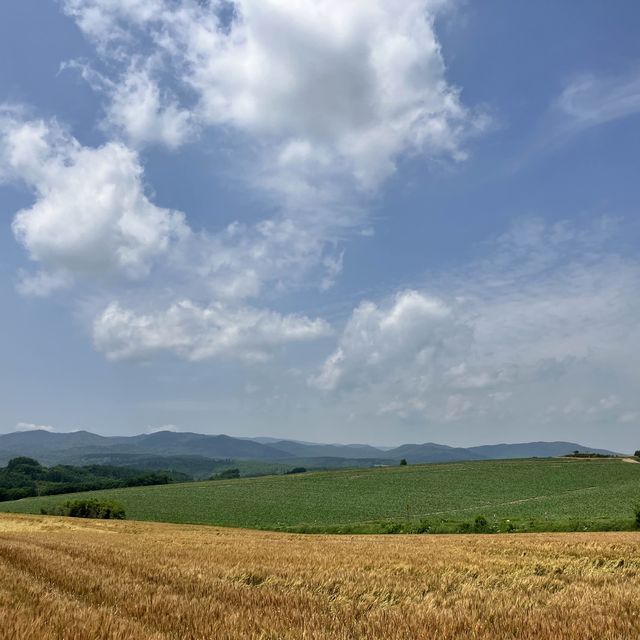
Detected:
left=1, top=513, right=639, bottom=639
left=1, top=458, right=640, bottom=533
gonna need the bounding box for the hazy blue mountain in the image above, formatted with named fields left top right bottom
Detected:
left=265, top=440, right=386, bottom=459
left=0, top=430, right=118, bottom=465
left=0, top=430, right=292, bottom=464
left=467, top=441, right=621, bottom=459
left=0, top=430, right=623, bottom=468
left=115, top=432, right=294, bottom=459
left=385, top=442, right=485, bottom=463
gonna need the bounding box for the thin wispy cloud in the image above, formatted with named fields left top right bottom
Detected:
left=555, top=70, right=640, bottom=134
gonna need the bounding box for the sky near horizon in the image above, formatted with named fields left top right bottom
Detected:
left=0, top=1, right=639, bottom=450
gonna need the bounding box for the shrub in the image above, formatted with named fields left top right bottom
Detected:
left=473, top=515, right=489, bottom=533
left=285, top=467, right=307, bottom=475
left=500, top=519, right=516, bottom=533
left=42, top=498, right=125, bottom=519
left=635, top=506, right=640, bottom=530
left=399, top=459, right=408, bottom=466
left=413, top=519, right=431, bottom=534
left=216, top=468, right=241, bottom=480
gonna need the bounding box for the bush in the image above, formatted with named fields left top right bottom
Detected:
left=473, top=515, right=489, bottom=533
left=42, top=498, right=125, bottom=519
left=635, top=506, right=640, bottom=530
left=413, top=519, right=431, bottom=534
left=399, top=459, right=408, bottom=466
left=285, top=467, right=307, bottom=474
left=500, top=519, right=516, bottom=533
left=216, top=468, right=241, bottom=480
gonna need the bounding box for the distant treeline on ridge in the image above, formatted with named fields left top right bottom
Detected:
left=0, top=457, right=190, bottom=502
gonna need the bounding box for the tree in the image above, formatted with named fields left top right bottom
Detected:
left=399, top=459, right=408, bottom=466
left=7, top=457, right=41, bottom=474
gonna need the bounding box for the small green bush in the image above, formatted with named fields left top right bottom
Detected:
left=42, top=498, right=125, bottom=519
left=413, top=519, right=431, bottom=534
left=473, top=515, right=489, bottom=533
left=634, top=506, right=640, bottom=530
left=214, top=468, right=241, bottom=480
left=500, top=519, right=516, bottom=533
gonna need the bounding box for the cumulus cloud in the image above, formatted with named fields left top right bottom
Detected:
left=101, top=63, right=194, bottom=148
left=311, top=290, right=459, bottom=391
left=0, top=113, right=188, bottom=292
left=313, top=219, right=640, bottom=427
left=15, top=422, right=55, bottom=432
left=63, top=0, right=482, bottom=187
left=93, top=299, right=332, bottom=361
left=3, top=1, right=486, bottom=364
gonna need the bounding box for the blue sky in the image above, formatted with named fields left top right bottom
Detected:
left=1, top=0, right=639, bottom=450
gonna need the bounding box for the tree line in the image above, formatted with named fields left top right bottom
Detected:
left=0, top=457, right=191, bottom=502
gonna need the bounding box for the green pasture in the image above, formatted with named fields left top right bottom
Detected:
left=2, top=458, right=639, bottom=533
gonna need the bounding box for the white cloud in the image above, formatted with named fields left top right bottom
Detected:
left=93, top=299, right=332, bottom=361
left=0, top=113, right=188, bottom=291
left=599, top=395, right=620, bottom=410
left=619, top=412, right=640, bottom=425
left=15, top=422, right=55, bottom=432
left=102, top=63, right=194, bottom=148
left=313, top=219, right=640, bottom=428
left=187, top=217, right=343, bottom=301
left=555, top=70, right=640, bottom=134
left=63, top=0, right=482, bottom=188
left=4, top=1, right=486, bottom=367
left=15, top=269, right=74, bottom=297
left=145, top=424, right=180, bottom=434
left=60, top=0, right=486, bottom=263
left=311, top=290, right=459, bottom=391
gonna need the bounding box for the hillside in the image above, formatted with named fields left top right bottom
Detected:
left=2, top=457, right=639, bottom=533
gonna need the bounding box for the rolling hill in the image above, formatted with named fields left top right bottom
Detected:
left=2, top=457, right=638, bottom=533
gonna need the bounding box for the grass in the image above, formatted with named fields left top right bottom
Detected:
left=1, top=457, right=640, bottom=533
left=1, top=513, right=640, bottom=639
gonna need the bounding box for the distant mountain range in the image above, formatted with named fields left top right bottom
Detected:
left=0, top=429, right=622, bottom=468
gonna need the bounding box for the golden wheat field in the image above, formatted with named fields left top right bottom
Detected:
left=1, top=514, right=639, bottom=640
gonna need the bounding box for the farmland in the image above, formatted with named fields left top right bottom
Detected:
left=1, top=458, right=640, bottom=533
left=1, top=513, right=639, bottom=639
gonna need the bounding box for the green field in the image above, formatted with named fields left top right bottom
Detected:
left=1, top=458, right=639, bottom=533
